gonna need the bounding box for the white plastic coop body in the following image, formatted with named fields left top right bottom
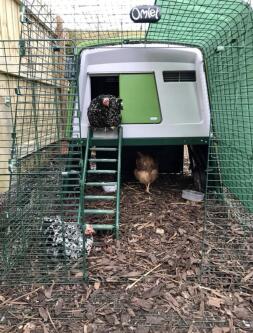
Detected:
left=75, top=44, right=210, bottom=144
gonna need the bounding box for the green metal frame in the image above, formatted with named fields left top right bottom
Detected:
left=78, top=127, right=91, bottom=226
left=115, top=126, right=123, bottom=239
left=82, top=137, right=209, bottom=146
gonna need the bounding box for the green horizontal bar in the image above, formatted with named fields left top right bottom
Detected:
left=89, top=158, right=117, bottom=162
left=83, top=209, right=115, bottom=215
left=90, top=147, right=117, bottom=151
left=84, top=195, right=116, bottom=200
left=86, top=181, right=117, bottom=186
left=88, top=224, right=115, bottom=231
left=87, top=170, right=117, bottom=174
left=82, top=137, right=209, bottom=146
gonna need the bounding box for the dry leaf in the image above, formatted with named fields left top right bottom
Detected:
left=212, top=327, right=230, bottom=333
left=131, top=297, right=154, bottom=311
left=0, top=295, right=5, bottom=302
left=188, top=327, right=201, bottom=333
left=242, top=269, right=253, bottom=282
left=222, top=328, right=230, bottom=333
left=127, top=307, right=135, bottom=317
left=212, top=327, right=223, bottom=333
left=121, top=313, right=130, bottom=326
left=86, top=304, right=96, bottom=321
left=234, top=292, right=244, bottom=303
left=233, top=306, right=252, bottom=320
left=137, top=221, right=155, bottom=230
left=54, top=298, right=64, bottom=316
left=23, top=322, right=36, bottom=333
left=44, top=282, right=54, bottom=299
left=122, top=271, right=143, bottom=278
left=74, top=272, right=83, bottom=278
left=164, top=293, right=180, bottom=308
left=156, top=228, right=165, bottom=235
left=143, top=284, right=163, bottom=299
left=148, top=253, right=158, bottom=264
left=188, top=325, right=195, bottom=333
left=86, top=287, right=93, bottom=300
left=94, top=281, right=101, bottom=290
left=42, top=324, right=49, bottom=333
left=38, top=307, right=48, bottom=322
left=207, top=297, right=224, bottom=308
left=182, top=291, right=190, bottom=299
left=178, top=228, right=186, bottom=235
left=73, top=309, right=82, bottom=317
left=113, top=314, right=120, bottom=325
left=84, top=324, right=96, bottom=332
left=146, top=315, right=164, bottom=325
left=135, top=327, right=150, bottom=333
left=105, top=246, right=113, bottom=254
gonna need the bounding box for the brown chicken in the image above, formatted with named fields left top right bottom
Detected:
left=134, top=152, right=159, bottom=194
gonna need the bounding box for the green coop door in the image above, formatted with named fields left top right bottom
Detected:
left=119, top=73, right=161, bottom=124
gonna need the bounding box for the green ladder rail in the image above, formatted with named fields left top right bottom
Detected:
left=78, top=126, right=123, bottom=239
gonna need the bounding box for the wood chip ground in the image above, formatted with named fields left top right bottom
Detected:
left=0, top=175, right=252, bottom=332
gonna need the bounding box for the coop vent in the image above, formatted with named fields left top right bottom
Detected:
left=163, top=71, right=196, bottom=82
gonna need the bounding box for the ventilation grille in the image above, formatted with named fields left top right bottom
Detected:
left=163, top=71, right=196, bottom=82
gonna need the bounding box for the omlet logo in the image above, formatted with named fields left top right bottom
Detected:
left=130, top=5, right=161, bottom=23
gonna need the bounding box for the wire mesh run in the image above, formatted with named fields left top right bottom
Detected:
left=0, top=0, right=252, bottom=298
left=0, top=0, right=253, bottom=331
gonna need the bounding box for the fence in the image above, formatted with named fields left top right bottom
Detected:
left=0, top=0, right=252, bottom=290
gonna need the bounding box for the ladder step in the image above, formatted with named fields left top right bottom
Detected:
left=90, top=147, right=117, bottom=152
left=89, top=158, right=117, bottom=163
left=84, top=209, right=115, bottom=215
left=87, top=170, right=117, bottom=174
left=86, top=182, right=117, bottom=186
left=92, top=224, right=115, bottom=231
left=92, top=129, right=119, bottom=140
left=84, top=195, right=116, bottom=200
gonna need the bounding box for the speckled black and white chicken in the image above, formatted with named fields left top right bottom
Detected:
left=42, top=216, right=94, bottom=259
left=87, top=94, right=123, bottom=128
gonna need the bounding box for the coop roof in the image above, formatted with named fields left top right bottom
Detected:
left=67, top=0, right=253, bottom=56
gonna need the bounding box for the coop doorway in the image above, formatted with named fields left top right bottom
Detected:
left=90, top=73, right=161, bottom=124
left=90, top=75, right=119, bottom=100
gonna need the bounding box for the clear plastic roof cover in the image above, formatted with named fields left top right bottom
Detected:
left=40, top=0, right=155, bottom=31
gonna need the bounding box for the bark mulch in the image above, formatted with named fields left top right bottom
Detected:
left=0, top=175, right=252, bottom=333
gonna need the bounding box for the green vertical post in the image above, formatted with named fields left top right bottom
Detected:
left=115, top=126, right=122, bottom=239
left=78, top=127, right=91, bottom=226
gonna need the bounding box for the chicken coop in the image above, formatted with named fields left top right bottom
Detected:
left=78, top=44, right=210, bottom=187
left=0, top=0, right=253, bottom=316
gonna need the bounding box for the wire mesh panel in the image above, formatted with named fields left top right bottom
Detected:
left=201, top=7, right=253, bottom=288
left=145, top=0, right=253, bottom=290
left=0, top=1, right=82, bottom=283
left=0, top=0, right=156, bottom=285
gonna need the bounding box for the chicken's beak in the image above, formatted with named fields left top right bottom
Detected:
left=102, top=98, right=110, bottom=107
left=118, top=98, right=123, bottom=110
